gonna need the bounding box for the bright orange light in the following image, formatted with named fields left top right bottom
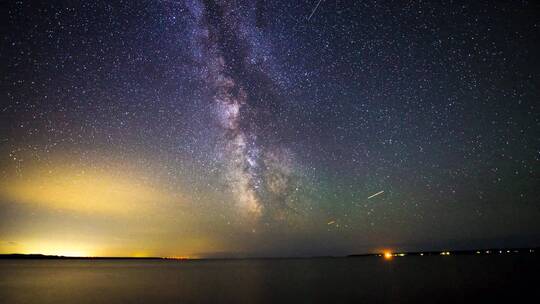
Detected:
left=383, top=251, right=393, bottom=260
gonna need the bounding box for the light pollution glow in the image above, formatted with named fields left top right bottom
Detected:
left=0, top=155, right=230, bottom=257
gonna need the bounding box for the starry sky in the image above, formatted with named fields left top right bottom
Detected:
left=1, top=0, right=539, bottom=258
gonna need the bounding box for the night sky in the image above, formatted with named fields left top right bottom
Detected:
left=1, top=0, right=539, bottom=258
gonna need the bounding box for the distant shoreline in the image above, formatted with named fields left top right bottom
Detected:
left=0, top=254, right=165, bottom=260
left=1, top=247, right=537, bottom=260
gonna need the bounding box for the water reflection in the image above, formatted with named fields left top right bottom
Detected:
left=0, top=256, right=537, bottom=303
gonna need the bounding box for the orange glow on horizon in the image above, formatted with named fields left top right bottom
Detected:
left=0, top=168, right=180, bottom=215
left=2, top=240, right=96, bottom=257
left=383, top=251, right=393, bottom=260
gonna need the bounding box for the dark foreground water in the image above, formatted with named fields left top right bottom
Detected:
left=1, top=255, right=538, bottom=303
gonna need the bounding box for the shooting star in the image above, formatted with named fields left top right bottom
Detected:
left=367, top=191, right=384, bottom=199
left=307, top=0, right=324, bottom=21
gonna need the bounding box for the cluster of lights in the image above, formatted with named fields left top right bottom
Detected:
left=500, top=250, right=520, bottom=254
left=380, top=248, right=535, bottom=260
left=478, top=249, right=531, bottom=254
left=381, top=251, right=406, bottom=260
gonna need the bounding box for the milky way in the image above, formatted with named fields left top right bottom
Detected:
left=186, top=0, right=299, bottom=219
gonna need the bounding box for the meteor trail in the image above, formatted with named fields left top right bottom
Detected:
left=368, top=191, right=384, bottom=199
left=307, top=0, right=324, bottom=21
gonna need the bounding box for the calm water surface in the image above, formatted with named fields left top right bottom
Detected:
left=1, top=255, right=538, bottom=303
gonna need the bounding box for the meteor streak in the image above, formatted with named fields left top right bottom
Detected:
left=367, top=191, right=384, bottom=199
left=307, top=0, right=324, bottom=21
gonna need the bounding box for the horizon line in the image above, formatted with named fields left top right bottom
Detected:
left=1, top=246, right=537, bottom=260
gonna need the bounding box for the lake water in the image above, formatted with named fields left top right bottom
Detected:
left=1, top=255, right=538, bottom=303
